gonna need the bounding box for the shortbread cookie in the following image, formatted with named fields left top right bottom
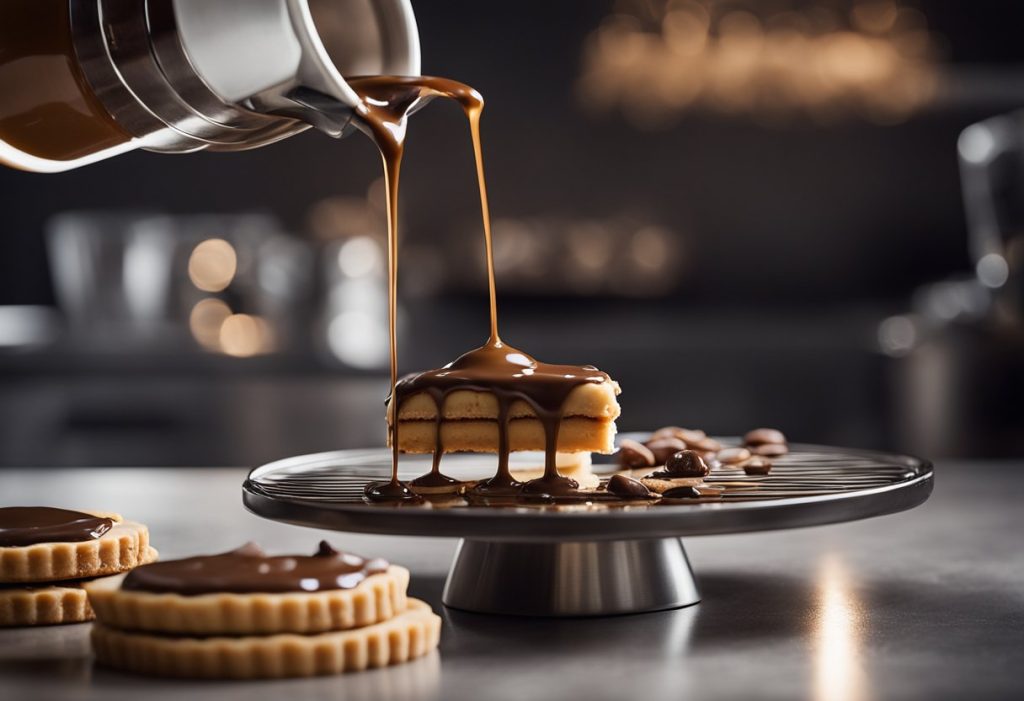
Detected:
left=91, top=598, right=442, bottom=679
left=0, top=583, right=94, bottom=627
left=0, top=519, right=155, bottom=584
left=85, top=565, right=410, bottom=635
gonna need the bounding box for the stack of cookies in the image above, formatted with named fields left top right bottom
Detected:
left=84, top=541, right=441, bottom=679
left=0, top=506, right=156, bottom=627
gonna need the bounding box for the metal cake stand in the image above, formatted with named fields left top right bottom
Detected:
left=243, top=440, right=933, bottom=617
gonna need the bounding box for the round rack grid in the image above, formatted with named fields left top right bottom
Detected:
left=243, top=442, right=933, bottom=543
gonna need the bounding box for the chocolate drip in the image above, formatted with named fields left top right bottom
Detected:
left=407, top=387, right=460, bottom=491
left=471, top=395, right=521, bottom=495
left=348, top=76, right=609, bottom=502
left=0, top=506, right=113, bottom=547
left=395, top=340, right=607, bottom=495
left=121, top=541, right=389, bottom=595
left=349, top=76, right=486, bottom=501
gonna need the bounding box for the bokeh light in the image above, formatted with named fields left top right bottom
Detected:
left=189, top=298, right=232, bottom=351
left=187, top=238, right=237, bottom=292
left=219, top=313, right=272, bottom=357
left=579, top=0, right=940, bottom=126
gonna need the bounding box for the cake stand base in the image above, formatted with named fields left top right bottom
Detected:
left=442, top=538, right=700, bottom=617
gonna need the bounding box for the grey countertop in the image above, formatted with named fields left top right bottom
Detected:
left=2, top=462, right=1023, bottom=701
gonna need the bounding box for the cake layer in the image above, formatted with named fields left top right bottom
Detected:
left=390, top=382, right=621, bottom=423
left=391, top=417, right=616, bottom=454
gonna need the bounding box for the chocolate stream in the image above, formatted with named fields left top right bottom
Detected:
left=347, top=76, right=610, bottom=501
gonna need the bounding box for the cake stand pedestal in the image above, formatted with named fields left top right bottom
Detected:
left=243, top=442, right=932, bottom=617
left=443, top=538, right=699, bottom=616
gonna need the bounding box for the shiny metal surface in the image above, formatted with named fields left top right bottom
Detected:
left=0, top=464, right=1021, bottom=700
left=245, top=442, right=932, bottom=616
left=70, top=0, right=420, bottom=152
left=443, top=538, right=700, bottom=616
left=243, top=443, right=934, bottom=541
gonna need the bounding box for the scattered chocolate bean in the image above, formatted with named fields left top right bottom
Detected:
left=752, top=442, right=789, bottom=457
left=607, top=474, right=653, bottom=498
left=650, top=426, right=707, bottom=445
left=644, top=437, right=687, bottom=465
left=717, top=447, right=752, bottom=465
left=688, top=436, right=722, bottom=452
left=743, top=457, right=773, bottom=475
left=664, top=450, right=710, bottom=477
left=744, top=428, right=787, bottom=446
left=678, top=428, right=707, bottom=444
left=650, top=426, right=683, bottom=440
left=662, top=486, right=702, bottom=499
left=617, top=439, right=656, bottom=469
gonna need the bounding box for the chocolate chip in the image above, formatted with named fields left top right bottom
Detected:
left=717, top=447, right=752, bottom=465
left=644, top=437, right=687, bottom=464
left=752, top=442, right=788, bottom=457
left=617, top=439, right=656, bottom=469
left=743, top=457, right=772, bottom=475
left=743, top=428, right=787, bottom=446
left=315, top=540, right=340, bottom=557
left=607, top=474, right=653, bottom=498
left=664, top=450, right=709, bottom=477
left=662, top=486, right=702, bottom=499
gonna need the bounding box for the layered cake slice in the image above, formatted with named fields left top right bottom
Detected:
left=386, top=341, right=621, bottom=456
left=388, top=381, right=621, bottom=454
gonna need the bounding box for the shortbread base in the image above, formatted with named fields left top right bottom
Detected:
left=0, top=582, right=94, bottom=627
left=0, top=518, right=156, bottom=584
left=91, top=598, right=441, bottom=679
left=85, top=566, right=410, bottom=635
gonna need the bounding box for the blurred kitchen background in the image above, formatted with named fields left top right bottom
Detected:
left=1, top=0, right=1022, bottom=467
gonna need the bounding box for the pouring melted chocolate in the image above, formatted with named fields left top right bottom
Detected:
left=348, top=77, right=613, bottom=503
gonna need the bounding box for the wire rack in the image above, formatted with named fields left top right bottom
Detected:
left=248, top=449, right=917, bottom=503
left=243, top=442, right=933, bottom=541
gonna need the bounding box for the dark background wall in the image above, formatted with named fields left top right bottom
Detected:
left=2, top=1, right=1023, bottom=466
left=5, top=1, right=1023, bottom=308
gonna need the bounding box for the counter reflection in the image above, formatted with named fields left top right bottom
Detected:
left=812, top=556, right=868, bottom=701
